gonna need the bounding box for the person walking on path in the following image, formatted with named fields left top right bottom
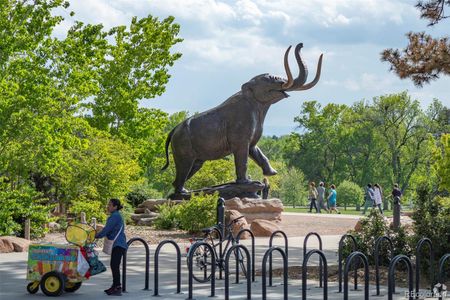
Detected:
left=327, top=184, right=341, bottom=214
left=95, top=198, right=128, bottom=296
left=362, top=184, right=375, bottom=214
left=308, top=181, right=319, bottom=213
left=373, top=183, right=384, bottom=214
left=317, top=181, right=329, bottom=213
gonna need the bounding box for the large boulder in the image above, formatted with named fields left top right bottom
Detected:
left=225, top=210, right=251, bottom=239
left=137, top=199, right=183, bottom=212
left=137, top=217, right=157, bottom=226
left=0, top=238, right=14, bottom=253
left=130, top=212, right=159, bottom=223
left=250, top=219, right=281, bottom=237
left=225, top=198, right=283, bottom=222
left=0, top=236, right=31, bottom=252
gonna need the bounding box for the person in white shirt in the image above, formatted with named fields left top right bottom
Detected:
left=373, top=183, right=383, bottom=215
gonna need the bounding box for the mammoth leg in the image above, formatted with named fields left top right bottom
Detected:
left=172, top=156, right=194, bottom=193
left=186, top=160, right=204, bottom=181
left=233, top=147, right=251, bottom=184
left=249, top=146, right=278, bottom=176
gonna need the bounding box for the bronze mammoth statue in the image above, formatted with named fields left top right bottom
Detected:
left=162, top=43, right=323, bottom=194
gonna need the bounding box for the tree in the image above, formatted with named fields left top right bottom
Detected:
left=381, top=0, right=450, bottom=86
left=279, top=167, right=307, bottom=207
left=0, top=0, right=182, bottom=212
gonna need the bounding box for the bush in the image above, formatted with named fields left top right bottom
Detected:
left=176, top=193, right=217, bottom=233
left=153, top=201, right=179, bottom=230
left=411, top=184, right=450, bottom=272
left=345, top=209, right=412, bottom=264
left=336, top=180, right=363, bottom=209
left=126, top=183, right=162, bottom=207
left=69, top=199, right=107, bottom=224
left=0, top=184, right=53, bottom=238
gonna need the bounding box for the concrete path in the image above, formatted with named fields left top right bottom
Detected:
left=0, top=235, right=430, bottom=299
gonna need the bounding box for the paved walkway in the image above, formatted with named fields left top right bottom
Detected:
left=0, top=235, right=427, bottom=299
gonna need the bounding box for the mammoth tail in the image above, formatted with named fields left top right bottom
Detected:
left=161, top=126, right=176, bottom=171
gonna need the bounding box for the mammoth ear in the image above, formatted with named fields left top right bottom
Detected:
left=241, top=82, right=254, bottom=98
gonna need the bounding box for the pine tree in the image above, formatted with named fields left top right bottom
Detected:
left=381, top=0, right=450, bottom=86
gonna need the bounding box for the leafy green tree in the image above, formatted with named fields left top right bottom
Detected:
left=369, top=92, right=432, bottom=192
left=435, top=134, right=450, bottom=190
left=336, top=180, right=364, bottom=209
left=279, top=167, right=307, bottom=207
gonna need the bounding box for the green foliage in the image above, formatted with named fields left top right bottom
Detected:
left=153, top=202, right=179, bottom=230
left=61, top=134, right=142, bottom=204
left=279, top=167, right=307, bottom=207
left=176, top=193, right=217, bottom=233
left=185, top=159, right=235, bottom=190
left=0, top=183, right=52, bottom=238
left=411, top=183, right=450, bottom=262
left=69, top=199, right=107, bottom=224
left=336, top=180, right=364, bottom=209
left=435, top=134, right=450, bottom=191
left=126, top=182, right=163, bottom=207
left=346, top=210, right=412, bottom=264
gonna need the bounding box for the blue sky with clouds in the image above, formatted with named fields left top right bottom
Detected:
left=57, top=0, right=449, bottom=136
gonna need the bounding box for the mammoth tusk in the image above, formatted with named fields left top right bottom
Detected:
left=285, top=43, right=308, bottom=91
left=281, top=45, right=294, bottom=89
left=291, top=54, right=323, bottom=91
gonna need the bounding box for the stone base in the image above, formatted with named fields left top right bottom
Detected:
left=168, top=181, right=264, bottom=200
left=225, top=197, right=284, bottom=237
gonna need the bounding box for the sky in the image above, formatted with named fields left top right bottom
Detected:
left=56, top=0, right=449, bottom=136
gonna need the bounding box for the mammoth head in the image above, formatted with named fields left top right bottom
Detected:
left=242, top=43, right=323, bottom=104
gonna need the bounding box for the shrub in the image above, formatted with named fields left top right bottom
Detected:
left=411, top=184, right=450, bottom=274
left=126, top=183, right=162, bottom=207
left=0, top=184, right=53, bottom=238
left=345, top=209, right=412, bottom=264
left=336, top=180, right=363, bottom=209
left=176, top=193, right=217, bottom=233
left=69, top=199, right=107, bottom=224
left=153, top=201, right=179, bottom=230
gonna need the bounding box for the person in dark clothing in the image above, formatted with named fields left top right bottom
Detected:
left=392, top=183, right=402, bottom=199
left=96, top=199, right=128, bottom=296
left=262, top=177, right=270, bottom=199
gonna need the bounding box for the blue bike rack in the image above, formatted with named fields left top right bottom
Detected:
left=374, top=235, right=394, bottom=296
left=269, top=230, right=288, bottom=286
left=187, top=241, right=216, bottom=299
left=302, top=249, right=328, bottom=300
left=343, top=251, right=369, bottom=300
left=122, top=237, right=150, bottom=292
left=224, top=244, right=251, bottom=300
left=261, top=247, right=288, bottom=300
left=237, top=228, right=256, bottom=282
left=338, top=234, right=358, bottom=293
left=153, top=240, right=181, bottom=296
left=388, top=254, right=414, bottom=300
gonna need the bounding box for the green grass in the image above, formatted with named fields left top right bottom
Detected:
left=283, top=206, right=397, bottom=217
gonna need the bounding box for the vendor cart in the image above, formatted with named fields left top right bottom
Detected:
left=26, top=223, right=101, bottom=296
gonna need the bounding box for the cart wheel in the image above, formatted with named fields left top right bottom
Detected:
left=27, top=281, right=39, bottom=294
left=64, top=282, right=82, bottom=292
left=40, top=271, right=65, bottom=297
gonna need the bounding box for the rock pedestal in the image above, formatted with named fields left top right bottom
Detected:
left=225, top=197, right=283, bottom=237
left=169, top=181, right=264, bottom=200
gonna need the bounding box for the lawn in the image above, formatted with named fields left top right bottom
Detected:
left=283, top=206, right=396, bottom=217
